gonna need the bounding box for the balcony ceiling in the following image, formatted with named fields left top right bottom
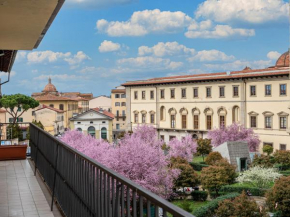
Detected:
left=0, top=0, right=64, bottom=50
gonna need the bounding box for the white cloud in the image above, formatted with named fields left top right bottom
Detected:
left=34, top=74, right=84, bottom=81
left=188, top=50, right=235, bottom=62
left=64, top=51, right=90, bottom=65
left=168, top=61, right=183, bottom=70
left=66, top=0, right=136, bottom=9
left=205, top=59, right=272, bottom=71
left=99, top=40, right=121, bottom=53
left=138, top=42, right=195, bottom=57
left=267, top=51, right=281, bottom=60
left=185, top=25, right=255, bottom=39
left=195, top=0, right=289, bottom=24
left=27, top=51, right=71, bottom=63
left=96, top=9, right=192, bottom=36
left=16, top=51, right=27, bottom=61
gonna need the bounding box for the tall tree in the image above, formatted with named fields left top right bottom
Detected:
left=197, top=138, right=212, bottom=162
left=0, top=94, right=39, bottom=124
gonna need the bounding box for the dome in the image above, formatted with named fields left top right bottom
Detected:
left=42, top=78, right=57, bottom=92
left=275, top=51, right=289, bottom=67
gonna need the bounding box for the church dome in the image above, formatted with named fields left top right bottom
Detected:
left=275, top=51, right=289, bottom=67
left=43, top=78, right=57, bottom=92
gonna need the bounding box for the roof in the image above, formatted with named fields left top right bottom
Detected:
left=276, top=51, right=289, bottom=67
left=43, top=78, right=57, bottom=92
left=35, top=105, right=64, bottom=113
left=111, top=89, right=126, bottom=94
left=122, top=67, right=290, bottom=86
left=33, top=93, right=77, bottom=101
left=0, top=50, right=17, bottom=72
left=0, top=109, right=6, bottom=113
left=92, top=108, right=115, bottom=119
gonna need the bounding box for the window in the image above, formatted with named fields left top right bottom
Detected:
left=101, top=127, right=107, bottom=140
left=250, top=116, right=257, bottom=128
left=102, top=121, right=106, bottom=123
left=142, top=91, right=146, bottom=99
left=219, top=116, right=225, bottom=128
left=116, top=110, right=119, bottom=116
left=116, top=124, right=120, bottom=130
left=9, top=118, right=13, bottom=123
left=150, top=90, right=154, bottom=99
left=59, top=104, right=64, bottom=110
left=134, top=91, right=138, bottom=100
left=194, top=115, right=199, bottom=129
left=280, top=84, right=287, bottom=96
left=77, top=122, right=81, bottom=124
left=265, top=116, right=272, bottom=129
left=265, top=85, right=271, bottom=96
left=182, top=115, right=187, bottom=129
left=115, top=94, right=120, bottom=98
left=16, top=117, right=23, bottom=122
left=115, top=102, right=120, bottom=106
left=193, top=88, right=198, bottom=98
left=232, top=106, right=240, bottom=123
left=134, top=114, right=138, bottom=123
left=121, top=102, right=126, bottom=106
left=280, top=144, right=287, bottom=150
left=170, top=89, right=175, bottom=98
left=88, top=126, right=95, bottom=138
left=49, top=104, right=54, bottom=108
left=170, top=115, right=176, bottom=128
left=206, top=115, right=212, bottom=130
left=233, top=86, right=239, bottom=97
left=32, top=111, right=35, bottom=116
left=263, top=143, right=273, bottom=148
left=280, top=117, right=287, bottom=129
left=181, top=88, right=186, bottom=98
left=77, top=128, right=82, bottom=132
left=160, top=89, right=165, bottom=99
left=250, top=86, right=256, bottom=96
left=150, top=114, right=155, bottom=124
left=160, top=135, right=164, bottom=141
left=121, top=94, right=126, bottom=98
left=17, top=107, right=21, bottom=112
left=90, top=121, right=93, bottom=124
left=206, top=87, right=211, bottom=98
left=122, top=110, right=126, bottom=116
left=169, top=136, right=176, bottom=141
left=142, top=114, right=146, bottom=123
left=219, top=87, right=225, bottom=97
left=160, top=106, right=165, bottom=121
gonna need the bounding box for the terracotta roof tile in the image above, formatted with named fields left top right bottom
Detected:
left=34, top=93, right=77, bottom=101
left=92, top=108, right=115, bottom=119
left=35, top=105, right=64, bottom=113
left=111, top=89, right=126, bottom=93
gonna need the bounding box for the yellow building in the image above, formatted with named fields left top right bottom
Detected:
left=32, top=78, right=78, bottom=129
left=111, top=86, right=127, bottom=139
left=123, top=51, right=290, bottom=152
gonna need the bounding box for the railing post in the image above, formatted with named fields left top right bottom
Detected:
left=34, top=127, right=40, bottom=176
left=51, top=142, right=59, bottom=211
left=114, top=184, right=121, bottom=217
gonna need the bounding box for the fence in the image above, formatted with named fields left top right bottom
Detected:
left=29, top=123, right=195, bottom=217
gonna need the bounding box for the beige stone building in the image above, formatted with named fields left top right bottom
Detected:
left=123, top=52, right=290, bottom=152
left=89, top=96, right=112, bottom=111
left=111, top=86, right=127, bottom=139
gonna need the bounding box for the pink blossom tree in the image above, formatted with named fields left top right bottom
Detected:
left=168, top=135, right=197, bottom=161
left=207, top=123, right=260, bottom=152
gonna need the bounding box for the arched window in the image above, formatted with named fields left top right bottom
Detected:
left=218, top=107, right=227, bottom=128
left=149, top=111, right=155, bottom=124
left=133, top=111, right=139, bottom=123
left=49, top=104, right=54, bottom=108
left=88, top=126, right=95, bottom=138
left=59, top=104, right=64, bottom=110
left=192, top=107, right=200, bottom=130
left=232, top=106, right=240, bottom=123
left=180, top=108, right=188, bottom=129
left=169, top=108, right=177, bottom=128
left=101, top=127, right=107, bottom=140
left=141, top=111, right=147, bottom=123
left=204, top=108, right=213, bottom=130
left=160, top=106, right=166, bottom=121
left=77, top=128, right=82, bottom=132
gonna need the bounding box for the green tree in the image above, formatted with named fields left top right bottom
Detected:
left=205, top=151, right=223, bottom=165
left=263, top=145, right=273, bottom=156
left=26, top=120, right=44, bottom=140
left=273, top=150, right=290, bottom=169
left=6, top=123, right=23, bottom=141
left=216, top=191, right=268, bottom=217
left=0, top=94, right=39, bottom=124
left=200, top=159, right=236, bottom=197
left=251, top=154, right=275, bottom=168
left=266, top=176, right=290, bottom=216
left=196, top=138, right=212, bottom=162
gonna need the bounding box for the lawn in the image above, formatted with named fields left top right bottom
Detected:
left=173, top=200, right=209, bottom=213
left=192, top=155, right=204, bottom=163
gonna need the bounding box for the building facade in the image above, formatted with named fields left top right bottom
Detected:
left=123, top=52, right=290, bottom=152
left=70, top=108, right=114, bottom=142
left=89, top=96, right=112, bottom=111
left=111, top=86, right=127, bottom=139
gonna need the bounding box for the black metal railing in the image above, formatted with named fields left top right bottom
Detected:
left=29, top=123, right=194, bottom=217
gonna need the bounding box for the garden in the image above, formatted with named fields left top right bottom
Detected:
left=61, top=123, right=290, bottom=217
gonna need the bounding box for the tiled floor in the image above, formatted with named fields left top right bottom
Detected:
left=0, top=159, right=63, bottom=217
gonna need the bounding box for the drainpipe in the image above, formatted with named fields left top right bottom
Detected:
left=155, top=86, right=159, bottom=138
left=243, top=79, right=247, bottom=127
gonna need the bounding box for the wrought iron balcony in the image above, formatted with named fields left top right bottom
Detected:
left=29, top=123, right=194, bottom=217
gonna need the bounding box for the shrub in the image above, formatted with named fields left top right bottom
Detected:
left=179, top=200, right=192, bottom=212
left=171, top=157, right=199, bottom=188
left=220, top=185, right=268, bottom=196
left=191, top=190, right=208, bottom=201
left=205, top=152, right=223, bottom=165
left=196, top=138, right=212, bottom=161
left=252, top=154, right=275, bottom=168
left=273, top=150, right=290, bottom=169
left=279, top=170, right=290, bottom=176
left=216, top=191, right=268, bottom=217
left=263, top=145, right=274, bottom=156
left=266, top=176, right=290, bottom=216
left=200, top=159, right=236, bottom=197
left=192, top=192, right=240, bottom=217
left=236, top=166, right=282, bottom=188
left=189, top=162, right=209, bottom=171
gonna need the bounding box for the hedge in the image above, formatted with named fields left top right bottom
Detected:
left=220, top=185, right=268, bottom=196
left=280, top=170, right=290, bottom=176
left=191, top=191, right=208, bottom=201
left=192, top=192, right=240, bottom=217
left=189, top=162, right=209, bottom=171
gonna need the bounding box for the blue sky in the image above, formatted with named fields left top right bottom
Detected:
left=2, top=0, right=289, bottom=96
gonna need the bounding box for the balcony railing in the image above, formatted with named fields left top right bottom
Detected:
left=29, top=123, right=194, bottom=217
